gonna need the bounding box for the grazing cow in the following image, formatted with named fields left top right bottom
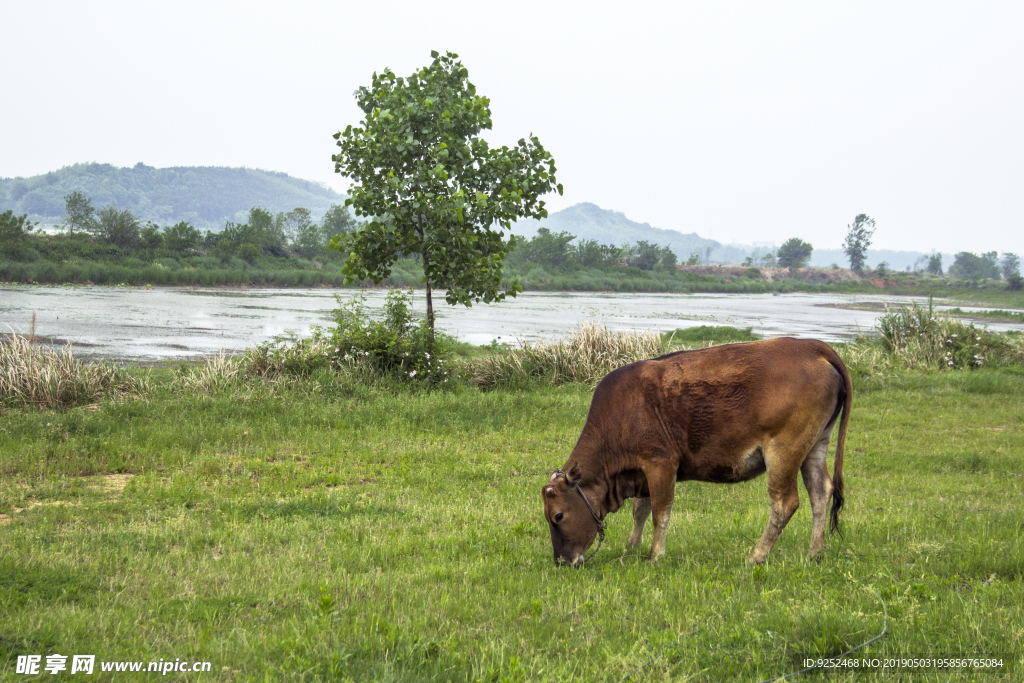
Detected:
left=542, top=337, right=851, bottom=566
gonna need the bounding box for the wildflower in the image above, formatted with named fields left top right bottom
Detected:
left=409, top=370, right=417, bottom=378
left=948, top=360, right=954, bottom=366
left=425, top=352, right=430, bottom=359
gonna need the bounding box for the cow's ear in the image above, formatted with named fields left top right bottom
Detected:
left=566, top=462, right=582, bottom=486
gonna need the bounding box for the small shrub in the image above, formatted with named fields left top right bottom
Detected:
left=327, top=290, right=456, bottom=384
left=873, top=298, right=1009, bottom=370
left=836, top=300, right=1024, bottom=377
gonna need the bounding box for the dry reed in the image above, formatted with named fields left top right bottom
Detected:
left=0, top=334, right=145, bottom=410
left=174, top=353, right=244, bottom=392
left=472, top=323, right=662, bottom=389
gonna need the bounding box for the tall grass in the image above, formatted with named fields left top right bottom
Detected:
left=472, top=323, right=662, bottom=389
left=0, top=334, right=145, bottom=410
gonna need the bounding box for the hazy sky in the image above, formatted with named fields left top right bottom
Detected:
left=3, top=2, right=1022, bottom=254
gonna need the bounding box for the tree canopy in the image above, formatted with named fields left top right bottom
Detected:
left=776, top=238, right=813, bottom=272
left=330, top=50, right=561, bottom=329
left=951, top=252, right=1000, bottom=281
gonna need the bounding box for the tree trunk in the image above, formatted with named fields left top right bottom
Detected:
left=424, top=269, right=435, bottom=332
left=417, top=213, right=435, bottom=332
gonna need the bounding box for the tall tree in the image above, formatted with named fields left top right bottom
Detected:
left=842, top=214, right=875, bottom=274
left=951, top=252, right=1000, bottom=281
left=61, top=190, right=96, bottom=236
left=95, top=206, right=141, bottom=248
left=214, top=207, right=287, bottom=260
left=277, top=207, right=313, bottom=243
left=321, top=203, right=358, bottom=238
left=0, top=210, right=35, bottom=245
left=926, top=253, right=943, bottom=275
left=163, top=221, right=202, bottom=254
left=1000, top=253, right=1020, bottom=279
left=776, top=238, right=813, bottom=273
left=331, top=50, right=561, bottom=330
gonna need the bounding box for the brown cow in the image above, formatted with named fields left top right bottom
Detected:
left=542, top=337, right=851, bottom=566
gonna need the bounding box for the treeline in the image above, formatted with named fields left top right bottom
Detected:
left=3, top=194, right=1021, bottom=294
left=506, top=227, right=679, bottom=271
left=0, top=190, right=394, bottom=287
left=1, top=191, right=358, bottom=264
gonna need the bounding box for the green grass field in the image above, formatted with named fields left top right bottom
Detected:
left=2, top=365, right=1023, bottom=681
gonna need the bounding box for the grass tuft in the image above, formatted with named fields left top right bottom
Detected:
left=0, top=334, right=145, bottom=411
left=471, top=322, right=662, bottom=389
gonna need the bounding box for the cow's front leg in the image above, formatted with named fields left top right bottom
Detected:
left=644, top=467, right=677, bottom=562
left=626, top=497, right=651, bottom=550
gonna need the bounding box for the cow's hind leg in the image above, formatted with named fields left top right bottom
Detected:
left=801, top=431, right=835, bottom=561
left=750, top=452, right=801, bottom=565
left=626, top=497, right=651, bottom=550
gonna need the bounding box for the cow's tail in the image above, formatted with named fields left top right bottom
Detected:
left=827, top=352, right=852, bottom=536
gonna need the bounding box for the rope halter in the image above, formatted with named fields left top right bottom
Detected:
left=553, top=470, right=607, bottom=564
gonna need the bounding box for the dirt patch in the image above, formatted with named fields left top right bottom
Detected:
left=675, top=265, right=860, bottom=283
left=0, top=474, right=134, bottom=523
left=0, top=333, right=101, bottom=347
left=90, top=473, right=134, bottom=494
left=816, top=301, right=891, bottom=312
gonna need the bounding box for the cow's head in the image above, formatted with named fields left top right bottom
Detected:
left=542, top=462, right=601, bottom=566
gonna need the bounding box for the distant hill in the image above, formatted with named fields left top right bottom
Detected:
left=517, top=202, right=720, bottom=258
left=0, top=163, right=344, bottom=231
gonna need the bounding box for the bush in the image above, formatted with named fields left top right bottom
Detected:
left=240, top=290, right=456, bottom=385
left=328, top=290, right=456, bottom=383
left=875, top=298, right=1000, bottom=370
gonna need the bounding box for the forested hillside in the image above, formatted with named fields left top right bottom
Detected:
left=0, top=163, right=343, bottom=231
left=519, top=203, right=720, bottom=260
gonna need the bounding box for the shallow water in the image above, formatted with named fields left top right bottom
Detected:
left=2, top=285, right=1021, bottom=362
